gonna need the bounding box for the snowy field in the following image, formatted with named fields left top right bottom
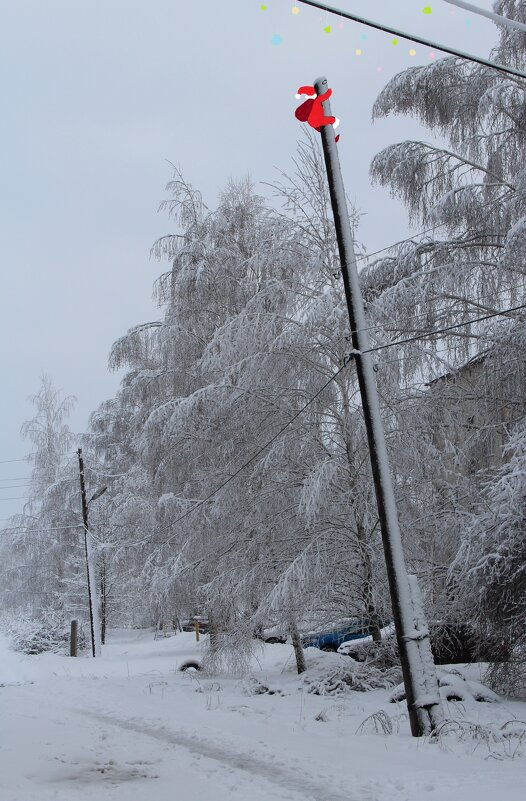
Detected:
left=1, top=629, right=525, bottom=801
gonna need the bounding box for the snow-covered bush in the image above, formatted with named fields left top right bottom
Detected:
left=242, top=676, right=283, bottom=696
left=484, top=646, right=526, bottom=700
left=366, top=0, right=526, bottom=703
left=0, top=611, right=87, bottom=655
left=429, top=719, right=526, bottom=759
left=338, top=627, right=399, bottom=670
left=304, top=659, right=402, bottom=696
left=454, top=422, right=526, bottom=696
left=201, top=628, right=262, bottom=677
left=390, top=668, right=500, bottom=705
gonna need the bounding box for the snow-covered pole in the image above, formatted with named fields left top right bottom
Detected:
left=78, top=448, right=101, bottom=658
left=313, top=76, right=442, bottom=736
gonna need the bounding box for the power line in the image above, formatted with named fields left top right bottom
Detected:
left=274, top=185, right=524, bottom=348
left=0, top=457, right=32, bottom=464
left=362, top=302, right=526, bottom=355
left=278, top=165, right=522, bottom=276
left=1, top=523, right=84, bottom=534
left=352, top=184, right=526, bottom=274
left=162, top=364, right=348, bottom=541
left=294, top=0, right=526, bottom=80
left=157, top=300, right=526, bottom=542
left=85, top=467, right=127, bottom=478
left=19, top=298, right=518, bottom=550
left=0, top=497, right=30, bottom=501
left=4, top=297, right=520, bottom=544
left=351, top=282, right=526, bottom=340
left=355, top=216, right=504, bottom=267
left=443, top=0, right=526, bottom=34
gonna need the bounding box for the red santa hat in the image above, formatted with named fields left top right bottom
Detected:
left=295, top=85, right=316, bottom=99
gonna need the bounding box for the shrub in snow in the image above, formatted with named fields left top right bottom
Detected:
left=201, top=629, right=261, bottom=677
left=304, top=660, right=402, bottom=696
left=339, top=631, right=399, bottom=671
left=356, top=710, right=395, bottom=735
left=242, top=677, right=283, bottom=696
left=1, top=611, right=87, bottom=655
left=390, top=668, right=500, bottom=705
left=453, top=421, right=526, bottom=697
left=429, top=719, right=526, bottom=759
left=484, top=649, right=526, bottom=700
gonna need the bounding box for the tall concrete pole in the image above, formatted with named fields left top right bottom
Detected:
left=77, top=448, right=101, bottom=657
left=313, top=76, right=442, bottom=736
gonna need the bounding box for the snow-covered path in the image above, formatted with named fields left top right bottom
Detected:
left=1, top=630, right=525, bottom=801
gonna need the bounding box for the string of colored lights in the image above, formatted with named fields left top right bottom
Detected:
left=290, top=0, right=526, bottom=80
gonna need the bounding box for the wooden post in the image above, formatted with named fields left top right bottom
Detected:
left=70, top=619, right=78, bottom=657
left=195, top=620, right=200, bottom=642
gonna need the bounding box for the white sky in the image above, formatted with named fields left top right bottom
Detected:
left=0, top=0, right=498, bottom=519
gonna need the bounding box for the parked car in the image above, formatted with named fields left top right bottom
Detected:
left=338, top=620, right=510, bottom=665
left=181, top=616, right=209, bottom=634
left=301, top=619, right=379, bottom=652
left=261, top=626, right=287, bottom=644
left=252, top=624, right=288, bottom=644
left=337, top=622, right=395, bottom=658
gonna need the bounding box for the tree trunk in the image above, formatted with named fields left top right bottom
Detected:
left=208, top=612, right=219, bottom=653
left=289, top=618, right=306, bottom=674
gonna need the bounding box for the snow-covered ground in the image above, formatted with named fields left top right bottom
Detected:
left=1, top=629, right=525, bottom=801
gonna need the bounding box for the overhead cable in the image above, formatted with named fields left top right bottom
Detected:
left=1, top=523, right=84, bottom=534
left=162, top=365, right=347, bottom=540
left=55, top=297, right=525, bottom=552
left=360, top=301, right=526, bottom=354
left=159, top=300, right=526, bottom=540
left=443, top=0, right=526, bottom=34
left=294, top=0, right=526, bottom=80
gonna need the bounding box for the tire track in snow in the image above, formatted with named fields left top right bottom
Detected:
left=78, top=709, right=363, bottom=801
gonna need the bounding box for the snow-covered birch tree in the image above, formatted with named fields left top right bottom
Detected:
left=362, top=1, right=526, bottom=634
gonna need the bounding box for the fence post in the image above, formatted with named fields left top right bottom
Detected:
left=70, top=619, right=78, bottom=657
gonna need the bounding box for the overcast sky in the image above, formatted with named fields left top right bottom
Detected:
left=0, top=0, right=498, bottom=519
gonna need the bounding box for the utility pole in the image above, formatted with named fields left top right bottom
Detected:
left=77, top=447, right=101, bottom=657
left=313, top=76, right=443, bottom=736
left=100, top=552, right=106, bottom=645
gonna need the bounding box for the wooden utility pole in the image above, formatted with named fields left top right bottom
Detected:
left=313, top=76, right=443, bottom=736
left=77, top=448, right=101, bottom=657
